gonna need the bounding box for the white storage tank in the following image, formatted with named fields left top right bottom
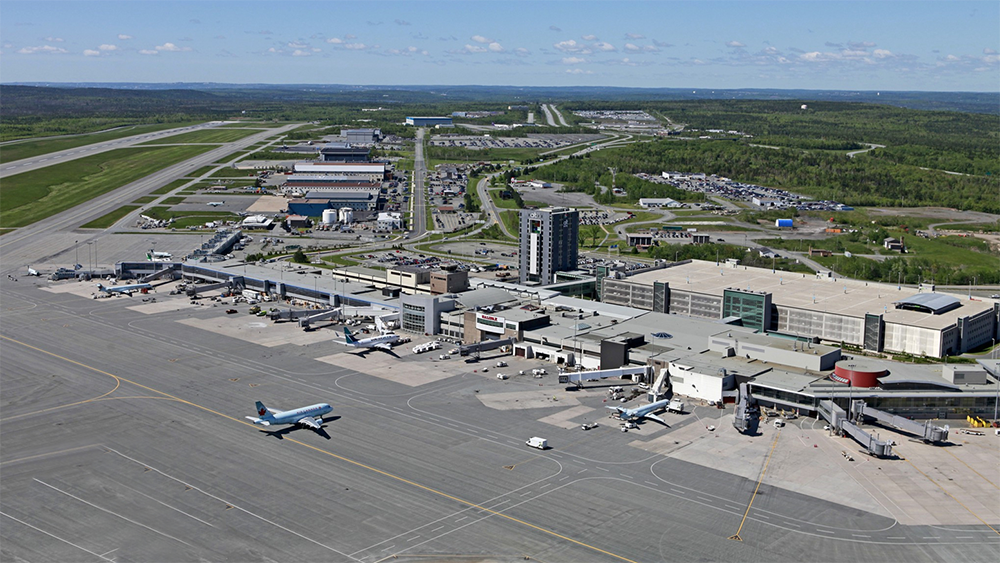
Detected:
left=322, top=209, right=338, bottom=225
left=339, top=207, right=354, bottom=224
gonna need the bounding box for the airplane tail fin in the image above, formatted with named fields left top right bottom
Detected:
left=343, top=327, right=357, bottom=344
left=97, top=284, right=106, bottom=291
left=254, top=401, right=271, bottom=418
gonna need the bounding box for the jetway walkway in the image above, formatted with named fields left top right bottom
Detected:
left=139, top=264, right=181, bottom=284
left=733, top=382, right=760, bottom=435
left=185, top=276, right=244, bottom=297
left=459, top=337, right=514, bottom=358
left=298, top=308, right=342, bottom=330
left=818, top=400, right=894, bottom=458
left=852, top=400, right=949, bottom=443
left=558, top=365, right=653, bottom=386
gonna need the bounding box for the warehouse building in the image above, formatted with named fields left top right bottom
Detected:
left=293, top=162, right=388, bottom=182
left=405, top=116, right=453, bottom=127
left=340, top=129, right=382, bottom=145
left=599, top=259, right=999, bottom=358
left=319, top=142, right=371, bottom=162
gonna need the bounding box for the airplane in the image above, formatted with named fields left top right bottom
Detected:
left=26, top=267, right=40, bottom=276
left=606, top=399, right=671, bottom=424
left=245, top=401, right=332, bottom=431
left=146, top=251, right=172, bottom=262
left=97, top=282, right=153, bottom=296
left=207, top=201, right=225, bottom=207
left=342, top=327, right=400, bottom=352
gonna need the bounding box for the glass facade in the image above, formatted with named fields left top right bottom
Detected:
left=722, top=289, right=771, bottom=331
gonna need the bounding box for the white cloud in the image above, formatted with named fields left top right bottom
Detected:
left=17, top=45, right=69, bottom=54
left=345, top=34, right=356, bottom=40
left=514, top=47, right=530, bottom=57
left=292, top=49, right=311, bottom=57
left=463, top=44, right=487, bottom=53
left=155, top=42, right=191, bottom=52
left=44, top=37, right=64, bottom=42
left=625, top=33, right=644, bottom=39
left=872, top=49, right=894, bottom=59
left=327, top=37, right=343, bottom=44
left=593, top=41, right=616, bottom=52
left=554, top=39, right=588, bottom=53
left=344, top=43, right=371, bottom=50
left=984, top=48, right=998, bottom=55
left=488, top=42, right=505, bottom=53
left=848, top=41, right=876, bottom=50
left=944, top=54, right=960, bottom=61
left=562, top=56, right=586, bottom=64
left=139, top=49, right=159, bottom=55
left=582, top=34, right=598, bottom=41
left=268, top=47, right=278, bottom=53
left=726, top=41, right=745, bottom=48
left=652, top=39, right=673, bottom=48
left=288, top=42, right=308, bottom=49
left=118, top=34, right=132, bottom=40
left=312, top=47, right=322, bottom=52
left=624, top=43, right=639, bottom=52
left=83, top=49, right=100, bottom=57
left=565, top=68, right=592, bottom=74
left=98, top=44, right=117, bottom=51
left=471, top=35, right=490, bottom=44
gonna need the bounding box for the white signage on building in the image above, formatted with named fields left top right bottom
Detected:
left=475, top=313, right=507, bottom=334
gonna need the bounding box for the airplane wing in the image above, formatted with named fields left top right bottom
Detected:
left=297, top=416, right=321, bottom=430
left=642, top=412, right=665, bottom=424
left=374, top=343, right=393, bottom=351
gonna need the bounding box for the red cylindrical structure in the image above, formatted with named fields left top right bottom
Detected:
left=831, top=360, right=887, bottom=388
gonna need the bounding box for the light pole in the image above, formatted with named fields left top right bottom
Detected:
left=75, top=240, right=79, bottom=269
left=86, top=242, right=93, bottom=275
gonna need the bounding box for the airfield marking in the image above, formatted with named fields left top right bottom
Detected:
left=0, top=510, right=116, bottom=562
left=1, top=335, right=640, bottom=563
left=941, top=447, right=999, bottom=490
left=0, top=444, right=103, bottom=467
left=897, top=451, right=1000, bottom=536
left=729, top=428, right=781, bottom=542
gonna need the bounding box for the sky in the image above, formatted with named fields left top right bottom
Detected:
left=1, top=1, right=998, bottom=92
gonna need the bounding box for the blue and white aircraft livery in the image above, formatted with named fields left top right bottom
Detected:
left=342, top=327, right=399, bottom=351
left=607, top=399, right=670, bottom=424
left=245, top=401, right=332, bottom=430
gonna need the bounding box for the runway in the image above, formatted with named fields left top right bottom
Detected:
left=2, top=282, right=998, bottom=562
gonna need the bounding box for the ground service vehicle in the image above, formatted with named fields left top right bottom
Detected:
left=526, top=437, right=547, bottom=449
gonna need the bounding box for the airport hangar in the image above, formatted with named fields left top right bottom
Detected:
left=599, top=258, right=999, bottom=359
left=116, top=258, right=999, bottom=421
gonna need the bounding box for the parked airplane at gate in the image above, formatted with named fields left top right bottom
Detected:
left=97, top=282, right=153, bottom=296
left=607, top=399, right=670, bottom=424
left=245, top=401, right=332, bottom=430
left=146, top=251, right=173, bottom=262
left=342, top=327, right=400, bottom=352
left=26, top=267, right=40, bottom=276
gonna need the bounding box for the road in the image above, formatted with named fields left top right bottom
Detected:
left=0, top=123, right=301, bottom=275
left=847, top=143, right=886, bottom=158
left=549, top=104, right=570, bottom=127
left=0, top=123, right=221, bottom=179
left=410, top=128, right=429, bottom=237
left=540, top=104, right=558, bottom=127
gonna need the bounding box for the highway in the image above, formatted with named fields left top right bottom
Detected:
left=0, top=123, right=220, bottom=179
left=410, top=128, right=428, bottom=237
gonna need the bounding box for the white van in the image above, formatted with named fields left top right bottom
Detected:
left=526, top=437, right=548, bottom=450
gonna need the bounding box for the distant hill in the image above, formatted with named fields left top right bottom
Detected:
left=3, top=83, right=998, bottom=115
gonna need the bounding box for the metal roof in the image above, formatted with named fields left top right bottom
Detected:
left=893, top=293, right=961, bottom=314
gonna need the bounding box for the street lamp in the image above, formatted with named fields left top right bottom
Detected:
left=86, top=241, right=94, bottom=274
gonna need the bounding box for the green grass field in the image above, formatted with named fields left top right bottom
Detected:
left=0, top=145, right=214, bottom=229
left=137, top=128, right=260, bottom=145
left=132, top=196, right=156, bottom=204
left=0, top=122, right=199, bottom=164
left=160, top=196, right=186, bottom=205
left=81, top=205, right=140, bottom=229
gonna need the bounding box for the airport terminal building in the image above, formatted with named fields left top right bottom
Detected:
left=600, top=259, right=999, bottom=359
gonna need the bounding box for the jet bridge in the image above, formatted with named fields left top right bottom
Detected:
left=851, top=400, right=949, bottom=443
left=559, top=365, right=654, bottom=387
left=817, top=400, right=894, bottom=458
left=458, top=337, right=515, bottom=359
left=298, top=308, right=342, bottom=330
left=139, top=263, right=182, bottom=284
left=185, top=276, right=244, bottom=297
left=733, top=382, right=760, bottom=434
